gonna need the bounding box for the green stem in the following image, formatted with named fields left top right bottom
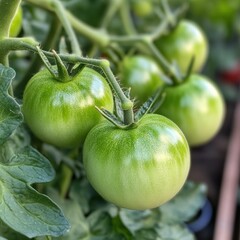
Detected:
left=100, top=0, right=122, bottom=29
left=59, top=164, right=73, bottom=198
left=15, top=16, right=62, bottom=97
left=100, top=60, right=134, bottom=125
left=24, top=0, right=110, bottom=47
left=143, top=40, right=181, bottom=84
left=88, top=0, right=121, bottom=57
left=0, top=37, right=39, bottom=53
left=119, top=0, right=137, bottom=35
left=51, top=0, right=82, bottom=55
left=1, top=37, right=134, bottom=124
left=161, top=0, right=176, bottom=27
left=0, top=0, right=22, bottom=65
left=66, top=12, right=109, bottom=48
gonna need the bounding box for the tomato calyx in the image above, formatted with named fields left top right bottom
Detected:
left=168, top=55, right=196, bottom=86
left=181, top=56, right=195, bottom=83
left=96, top=86, right=166, bottom=129
left=36, top=46, right=84, bottom=83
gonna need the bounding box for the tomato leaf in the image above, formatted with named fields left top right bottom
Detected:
left=0, top=220, right=29, bottom=240
left=120, top=209, right=160, bottom=234
left=69, top=179, right=96, bottom=214
left=87, top=211, right=132, bottom=239
left=47, top=189, right=89, bottom=240
left=154, top=222, right=195, bottom=240
left=118, top=181, right=205, bottom=239
left=0, top=64, right=23, bottom=145
left=0, top=144, right=70, bottom=238
left=48, top=187, right=131, bottom=240
left=159, top=181, right=207, bottom=223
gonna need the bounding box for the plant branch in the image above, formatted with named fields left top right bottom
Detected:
left=119, top=0, right=137, bottom=35
left=143, top=39, right=181, bottom=83
left=15, top=16, right=62, bottom=97
left=1, top=37, right=134, bottom=125
left=24, top=0, right=110, bottom=48
left=100, top=0, right=122, bottom=30
left=0, top=0, right=22, bottom=65
left=51, top=0, right=82, bottom=55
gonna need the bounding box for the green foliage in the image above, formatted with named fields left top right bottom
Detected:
left=48, top=180, right=205, bottom=239
left=0, top=64, right=22, bottom=145
left=0, top=140, right=70, bottom=238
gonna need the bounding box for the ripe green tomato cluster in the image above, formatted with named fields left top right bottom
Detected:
left=155, top=20, right=208, bottom=73
left=120, top=55, right=164, bottom=105
left=83, top=114, right=190, bottom=210
left=10, top=6, right=22, bottom=37
left=156, top=74, right=225, bottom=146
left=22, top=67, right=113, bottom=148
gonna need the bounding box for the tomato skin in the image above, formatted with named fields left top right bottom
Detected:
left=120, top=55, right=164, bottom=105
left=131, top=0, right=153, bottom=17
left=83, top=114, right=190, bottom=210
left=22, top=67, right=113, bottom=148
left=154, top=20, right=208, bottom=73
left=156, top=74, right=225, bottom=146
left=10, top=6, right=22, bottom=37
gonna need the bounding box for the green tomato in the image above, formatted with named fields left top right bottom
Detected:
left=131, top=0, right=153, bottom=17
left=120, top=55, right=164, bottom=105
left=10, top=6, right=22, bottom=37
left=22, top=67, right=113, bottom=148
left=154, top=20, right=208, bottom=73
left=83, top=114, right=190, bottom=210
left=156, top=74, right=225, bottom=146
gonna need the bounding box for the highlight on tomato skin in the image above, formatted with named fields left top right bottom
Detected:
left=156, top=74, right=225, bottom=147
left=83, top=114, right=191, bottom=210
left=154, top=20, right=209, bottom=74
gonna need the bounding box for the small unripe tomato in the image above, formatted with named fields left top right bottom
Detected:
left=156, top=74, right=225, bottom=146
left=22, top=67, right=113, bottom=148
left=131, top=0, right=153, bottom=17
left=120, top=55, right=164, bottom=106
left=154, top=20, right=208, bottom=73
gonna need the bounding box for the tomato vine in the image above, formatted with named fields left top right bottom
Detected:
left=0, top=0, right=224, bottom=239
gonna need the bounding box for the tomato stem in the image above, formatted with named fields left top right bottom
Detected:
left=100, top=60, right=134, bottom=125
left=24, top=0, right=110, bottom=48
left=0, top=0, right=22, bottom=65
left=143, top=40, right=182, bottom=84
left=161, top=0, right=176, bottom=27
left=50, top=0, right=82, bottom=56
left=59, top=164, right=73, bottom=198
left=15, top=16, right=62, bottom=97
left=100, top=0, right=122, bottom=30
left=119, top=0, right=137, bottom=35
